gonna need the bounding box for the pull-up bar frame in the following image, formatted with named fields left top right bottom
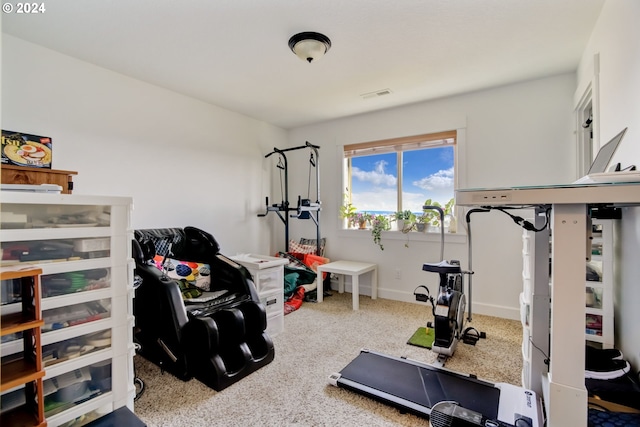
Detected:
left=259, top=141, right=322, bottom=254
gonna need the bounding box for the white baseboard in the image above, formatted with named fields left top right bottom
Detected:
left=329, top=282, right=519, bottom=321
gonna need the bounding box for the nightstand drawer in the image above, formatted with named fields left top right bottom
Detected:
left=259, top=289, right=283, bottom=317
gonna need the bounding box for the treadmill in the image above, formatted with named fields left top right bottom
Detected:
left=329, top=349, right=543, bottom=427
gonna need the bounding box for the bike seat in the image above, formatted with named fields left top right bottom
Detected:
left=422, top=260, right=461, bottom=274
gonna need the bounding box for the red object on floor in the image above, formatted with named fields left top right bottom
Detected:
left=284, top=286, right=305, bottom=314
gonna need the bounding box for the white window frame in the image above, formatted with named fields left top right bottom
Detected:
left=340, top=129, right=467, bottom=243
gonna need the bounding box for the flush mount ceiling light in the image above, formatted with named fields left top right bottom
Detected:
left=288, top=32, right=331, bottom=63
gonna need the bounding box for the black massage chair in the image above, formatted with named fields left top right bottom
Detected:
left=132, top=226, right=274, bottom=391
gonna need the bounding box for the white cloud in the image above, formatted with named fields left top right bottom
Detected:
left=402, top=191, right=430, bottom=212
left=413, top=167, right=454, bottom=192
left=350, top=163, right=454, bottom=213
left=352, top=160, right=396, bottom=187
left=352, top=189, right=397, bottom=212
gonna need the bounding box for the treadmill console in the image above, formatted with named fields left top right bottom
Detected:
left=430, top=401, right=525, bottom=427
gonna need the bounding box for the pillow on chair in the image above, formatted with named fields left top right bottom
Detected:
left=289, top=240, right=316, bottom=254
left=298, top=237, right=326, bottom=256
left=288, top=240, right=317, bottom=260
left=152, top=255, right=211, bottom=291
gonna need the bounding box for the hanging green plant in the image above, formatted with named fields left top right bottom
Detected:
left=371, top=215, right=391, bottom=250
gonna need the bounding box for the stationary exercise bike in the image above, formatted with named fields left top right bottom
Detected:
left=418, top=259, right=467, bottom=359
left=414, top=206, right=483, bottom=365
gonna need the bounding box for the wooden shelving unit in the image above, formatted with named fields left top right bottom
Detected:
left=1, top=267, right=47, bottom=427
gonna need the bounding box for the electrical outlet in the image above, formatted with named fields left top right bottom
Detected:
left=395, top=269, right=401, bottom=280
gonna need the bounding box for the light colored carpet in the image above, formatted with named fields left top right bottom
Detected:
left=133, top=292, right=523, bottom=426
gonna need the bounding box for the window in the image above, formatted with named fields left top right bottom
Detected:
left=342, top=130, right=456, bottom=229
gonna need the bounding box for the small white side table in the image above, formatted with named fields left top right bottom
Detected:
left=316, top=260, right=378, bottom=310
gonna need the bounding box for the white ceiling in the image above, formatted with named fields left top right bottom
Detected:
left=2, top=0, right=604, bottom=129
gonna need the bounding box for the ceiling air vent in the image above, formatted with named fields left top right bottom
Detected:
left=360, top=89, right=392, bottom=100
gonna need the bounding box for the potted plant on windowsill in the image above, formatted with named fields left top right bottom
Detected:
left=355, top=212, right=373, bottom=229
left=443, top=198, right=457, bottom=233
left=422, top=199, right=442, bottom=232
left=415, top=214, right=430, bottom=233
left=393, top=210, right=416, bottom=232
left=422, top=197, right=456, bottom=233
left=339, top=195, right=357, bottom=228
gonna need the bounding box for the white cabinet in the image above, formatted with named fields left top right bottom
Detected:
left=520, top=210, right=551, bottom=396
left=521, top=217, right=619, bottom=394
left=0, top=192, right=134, bottom=427
left=521, top=229, right=535, bottom=390
left=230, top=254, right=287, bottom=337
left=585, top=219, right=617, bottom=348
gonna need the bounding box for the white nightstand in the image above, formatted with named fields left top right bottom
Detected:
left=230, top=254, right=288, bottom=336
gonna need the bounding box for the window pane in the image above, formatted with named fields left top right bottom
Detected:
left=350, top=153, right=397, bottom=215
left=402, top=146, right=454, bottom=213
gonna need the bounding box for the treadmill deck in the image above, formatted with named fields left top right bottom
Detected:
left=330, top=349, right=541, bottom=426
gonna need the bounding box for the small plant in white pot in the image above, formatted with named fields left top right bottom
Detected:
left=415, top=214, right=430, bottom=232
left=422, top=197, right=456, bottom=232
left=421, top=199, right=442, bottom=232
left=443, top=198, right=457, bottom=233
left=393, top=210, right=416, bottom=232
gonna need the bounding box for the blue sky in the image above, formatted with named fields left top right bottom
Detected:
left=350, top=147, right=454, bottom=213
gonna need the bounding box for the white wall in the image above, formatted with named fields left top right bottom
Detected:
left=286, top=74, right=576, bottom=320
left=1, top=34, right=287, bottom=255
left=577, top=0, right=640, bottom=372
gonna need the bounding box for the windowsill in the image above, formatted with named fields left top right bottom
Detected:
left=337, top=228, right=467, bottom=244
